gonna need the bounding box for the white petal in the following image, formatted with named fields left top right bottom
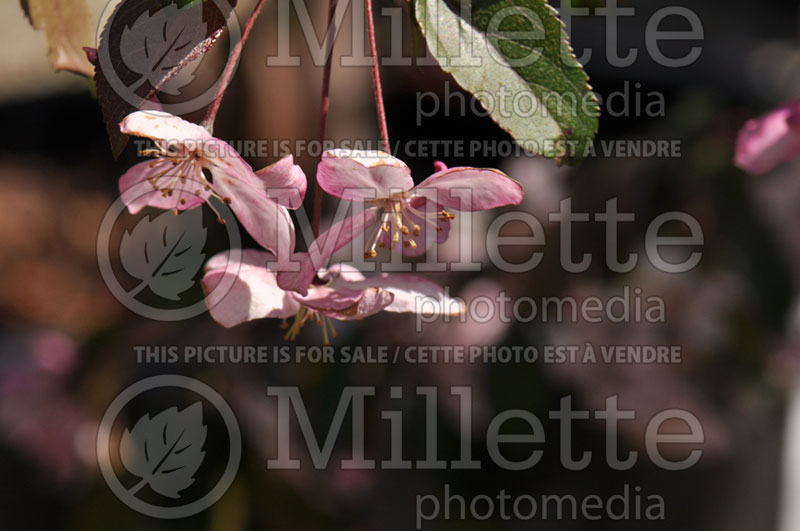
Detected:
left=120, top=111, right=212, bottom=144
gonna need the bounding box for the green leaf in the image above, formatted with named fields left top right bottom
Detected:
left=21, top=0, right=94, bottom=77
left=414, top=0, right=599, bottom=164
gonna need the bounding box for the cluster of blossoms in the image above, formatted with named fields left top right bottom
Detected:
left=118, top=111, right=524, bottom=341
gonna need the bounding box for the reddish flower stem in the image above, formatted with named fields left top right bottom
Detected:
left=203, top=0, right=269, bottom=131
left=365, top=0, right=390, bottom=152
left=313, top=0, right=340, bottom=237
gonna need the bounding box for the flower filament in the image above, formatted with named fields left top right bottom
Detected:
left=282, top=306, right=338, bottom=345
left=140, top=142, right=231, bottom=222
left=364, top=195, right=456, bottom=259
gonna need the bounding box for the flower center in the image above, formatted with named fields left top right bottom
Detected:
left=363, top=198, right=456, bottom=259
left=140, top=144, right=232, bottom=222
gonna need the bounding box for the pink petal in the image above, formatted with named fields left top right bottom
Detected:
left=323, top=263, right=366, bottom=282
left=207, top=146, right=296, bottom=258
left=204, top=248, right=271, bottom=271
left=415, top=168, right=523, bottom=211
left=256, top=154, right=308, bottom=210
left=202, top=250, right=301, bottom=328
left=120, top=111, right=212, bottom=144
left=735, top=100, right=800, bottom=175
left=296, top=285, right=365, bottom=311
left=429, top=278, right=510, bottom=347
left=119, top=159, right=208, bottom=214
left=317, top=149, right=414, bottom=200
left=334, top=274, right=464, bottom=315
left=298, top=286, right=394, bottom=321
left=277, top=207, right=380, bottom=295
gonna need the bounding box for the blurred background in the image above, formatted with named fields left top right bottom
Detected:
left=1, top=0, right=798, bottom=529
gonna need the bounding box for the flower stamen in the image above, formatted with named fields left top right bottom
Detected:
left=364, top=213, right=392, bottom=259
left=361, top=196, right=457, bottom=257
left=283, top=307, right=338, bottom=345
left=284, top=307, right=308, bottom=342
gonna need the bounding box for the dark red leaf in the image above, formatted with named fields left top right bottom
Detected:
left=93, top=0, right=238, bottom=157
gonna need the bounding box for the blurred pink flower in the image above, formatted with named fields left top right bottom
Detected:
left=118, top=111, right=306, bottom=256
left=735, top=100, right=800, bottom=174
left=31, top=330, right=77, bottom=376
left=0, top=331, right=94, bottom=483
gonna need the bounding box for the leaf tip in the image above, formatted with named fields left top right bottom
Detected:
left=84, top=46, right=97, bottom=66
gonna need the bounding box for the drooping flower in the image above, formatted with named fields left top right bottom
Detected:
left=202, top=249, right=464, bottom=343
left=315, top=150, right=524, bottom=258
left=735, top=99, right=800, bottom=175
left=118, top=111, right=306, bottom=256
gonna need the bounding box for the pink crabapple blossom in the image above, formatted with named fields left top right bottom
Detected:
left=202, top=249, right=464, bottom=344
left=315, top=149, right=524, bottom=259
left=117, top=111, right=307, bottom=257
